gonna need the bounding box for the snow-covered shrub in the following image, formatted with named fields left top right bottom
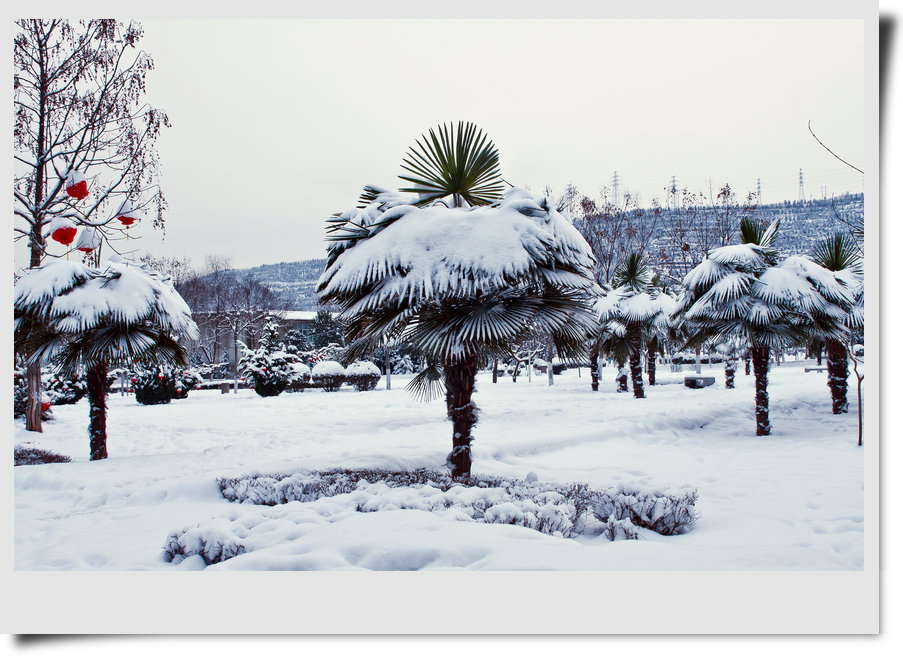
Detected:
left=173, top=368, right=203, bottom=399
left=133, top=365, right=178, bottom=405
left=391, top=352, right=417, bottom=375
left=591, top=486, right=698, bottom=535
left=163, top=521, right=247, bottom=565
left=599, top=515, right=639, bottom=541
left=13, top=361, right=28, bottom=419
left=193, top=362, right=232, bottom=380
left=238, top=317, right=296, bottom=398
left=43, top=371, right=88, bottom=406
left=345, top=360, right=381, bottom=391
left=15, top=445, right=71, bottom=466
left=310, top=360, right=345, bottom=391
left=286, top=362, right=311, bottom=392
left=299, top=342, right=344, bottom=365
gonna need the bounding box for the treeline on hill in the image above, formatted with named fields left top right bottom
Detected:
left=172, top=191, right=862, bottom=315
left=562, top=181, right=862, bottom=289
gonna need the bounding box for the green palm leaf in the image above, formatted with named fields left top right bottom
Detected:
left=399, top=121, right=505, bottom=207
left=811, top=232, right=862, bottom=273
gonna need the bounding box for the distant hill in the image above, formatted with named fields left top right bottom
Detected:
left=231, top=258, right=327, bottom=310
left=232, top=193, right=863, bottom=309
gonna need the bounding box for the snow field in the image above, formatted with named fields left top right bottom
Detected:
left=13, top=360, right=863, bottom=570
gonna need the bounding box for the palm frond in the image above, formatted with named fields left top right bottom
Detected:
left=398, top=121, right=505, bottom=207
left=612, top=251, right=651, bottom=290
left=405, top=361, right=446, bottom=402
left=811, top=232, right=862, bottom=273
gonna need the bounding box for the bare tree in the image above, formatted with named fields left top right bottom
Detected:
left=574, top=187, right=659, bottom=284
left=176, top=257, right=285, bottom=390
left=14, top=20, right=169, bottom=432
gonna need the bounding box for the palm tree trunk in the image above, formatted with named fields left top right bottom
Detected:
left=825, top=338, right=849, bottom=414
left=443, top=352, right=479, bottom=478
left=87, top=362, right=109, bottom=460
left=547, top=343, right=554, bottom=387
left=590, top=346, right=600, bottom=391
left=724, top=358, right=736, bottom=389
left=616, top=359, right=628, bottom=392
left=646, top=343, right=657, bottom=386
left=492, top=358, right=498, bottom=384
left=26, top=363, right=43, bottom=432
left=751, top=345, right=771, bottom=436
left=628, top=324, right=644, bottom=398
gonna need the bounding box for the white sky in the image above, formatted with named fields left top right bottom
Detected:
left=24, top=17, right=868, bottom=271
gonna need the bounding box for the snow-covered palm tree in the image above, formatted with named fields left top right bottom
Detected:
left=15, top=257, right=199, bottom=460
left=644, top=282, right=677, bottom=387
left=674, top=218, right=851, bottom=435
left=810, top=232, right=863, bottom=413
left=318, top=122, right=598, bottom=477
left=594, top=252, right=668, bottom=398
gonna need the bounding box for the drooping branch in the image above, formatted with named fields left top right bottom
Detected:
left=808, top=120, right=864, bottom=174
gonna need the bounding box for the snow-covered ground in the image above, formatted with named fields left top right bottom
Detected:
left=13, top=359, right=863, bottom=571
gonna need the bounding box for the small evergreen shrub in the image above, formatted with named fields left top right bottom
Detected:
left=13, top=363, right=28, bottom=418
left=174, top=369, right=203, bottom=399
left=238, top=317, right=298, bottom=398
left=310, top=360, right=345, bottom=391
left=286, top=362, right=311, bottom=392
left=43, top=372, right=88, bottom=405
left=345, top=361, right=381, bottom=391
left=15, top=446, right=72, bottom=466
left=134, top=365, right=178, bottom=405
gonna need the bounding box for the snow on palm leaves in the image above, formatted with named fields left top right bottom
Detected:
left=318, top=123, right=599, bottom=476
left=14, top=257, right=199, bottom=459
left=674, top=218, right=852, bottom=435
left=593, top=252, right=675, bottom=396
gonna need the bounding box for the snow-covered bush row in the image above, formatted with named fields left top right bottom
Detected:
left=167, top=472, right=700, bottom=566
left=310, top=360, right=345, bottom=391
left=14, top=445, right=72, bottom=466
left=591, top=486, right=699, bottom=535
left=344, top=361, right=381, bottom=391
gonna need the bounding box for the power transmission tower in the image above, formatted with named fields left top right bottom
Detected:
left=670, top=175, right=678, bottom=210
left=612, top=171, right=621, bottom=206
left=757, top=178, right=762, bottom=204
left=798, top=168, right=805, bottom=202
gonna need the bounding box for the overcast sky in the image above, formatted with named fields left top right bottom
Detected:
left=70, top=17, right=868, bottom=271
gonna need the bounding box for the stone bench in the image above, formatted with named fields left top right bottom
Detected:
left=684, top=376, right=715, bottom=389
left=804, top=367, right=827, bottom=373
